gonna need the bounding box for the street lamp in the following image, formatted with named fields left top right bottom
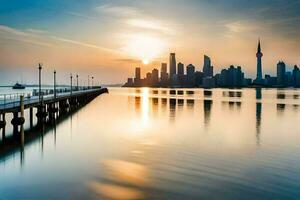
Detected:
left=54, top=70, right=56, bottom=100
left=38, top=63, right=43, bottom=103
left=76, top=74, right=79, bottom=91
left=70, top=73, right=73, bottom=96
left=92, top=76, right=94, bottom=88
left=88, top=75, right=90, bottom=89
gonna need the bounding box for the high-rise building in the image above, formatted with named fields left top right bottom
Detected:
left=277, top=61, right=286, bottom=86
left=177, top=62, right=184, bottom=75
left=292, top=65, right=299, bottom=86
left=169, top=53, right=176, bottom=78
left=186, top=64, right=195, bottom=86
left=215, top=65, right=245, bottom=87
left=256, top=39, right=263, bottom=82
left=146, top=72, right=152, bottom=85
left=160, top=63, right=168, bottom=84
left=203, top=55, right=213, bottom=77
left=151, top=68, right=159, bottom=85
left=134, top=67, right=141, bottom=85
left=135, top=67, right=141, bottom=80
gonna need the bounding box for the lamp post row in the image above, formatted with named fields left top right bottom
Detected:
left=37, top=64, right=98, bottom=103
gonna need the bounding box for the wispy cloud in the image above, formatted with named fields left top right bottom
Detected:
left=0, top=25, right=53, bottom=47
left=95, top=4, right=139, bottom=17
left=126, top=19, right=177, bottom=35
left=49, top=35, right=117, bottom=53
left=0, top=24, right=121, bottom=54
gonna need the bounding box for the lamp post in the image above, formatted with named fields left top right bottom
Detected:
left=88, top=75, right=90, bottom=89
left=92, top=76, right=94, bottom=89
left=70, top=73, right=73, bottom=96
left=38, top=63, right=43, bottom=103
left=54, top=70, right=57, bottom=100
left=76, top=74, right=79, bottom=91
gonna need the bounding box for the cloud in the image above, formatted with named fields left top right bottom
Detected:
left=26, top=28, right=47, bottom=34
left=95, top=4, right=139, bottom=17
left=114, top=58, right=141, bottom=64
left=49, top=35, right=117, bottom=53
left=126, top=19, right=176, bottom=35
left=0, top=25, right=53, bottom=47
left=0, top=24, right=122, bottom=54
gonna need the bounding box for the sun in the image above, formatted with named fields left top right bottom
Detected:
left=123, top=34, right=166, bottom=64
left=142, top=59, right=149, bottom=65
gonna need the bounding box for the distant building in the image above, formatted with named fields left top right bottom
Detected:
left=160, top=63, right=168, bottom=84
left=215, top=65, right=245, bottom=87
left=255, top=39, right=263, bottom=83
left=151, top=68, right=159, bottom=85
left=146, top=72, right=152, bottom=85
left=203, top=55, right=213, bottom=77
left=292, top=65, right=300, bottom=87
left=194, top=71, right=204, bottom=86
left=264, top=75, right=277, bottom=86
left=177, top=62, right=184, bottom=75
left=127, top=78, right=133, bottom=85
left=203, top=77, right=215, bottom=88
left=285, top=71, right=293, bottom=87
left=134, top=67, right=141, bottom=85
left=277, top=61, right=286, bottom=86
left=169, top=53, right=176, bottom=78
left=186, top=64, right=195, bottom=86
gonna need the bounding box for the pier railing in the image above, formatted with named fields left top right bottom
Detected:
left=0, top=86, right=102, bottom=110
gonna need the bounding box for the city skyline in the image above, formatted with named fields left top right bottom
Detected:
left=0, top=0, right=300, bottom=85
left=124, top=40, right=300, bottom=88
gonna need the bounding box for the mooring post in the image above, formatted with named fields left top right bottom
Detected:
left=0, top=113, right=6, bottom=139
left=20, top=95, right=25, bottom=147
left=30, top=107, right=33, bottom=128
left=12, top=112, right=19, bottom=134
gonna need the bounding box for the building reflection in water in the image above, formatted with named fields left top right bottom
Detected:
left=161, top=98, right=167, bottom=113
left=204, top=90, right=212, bottom=97
left=256, top=88, right=262, bottom=100
left=203, top=100, right=212, bottom=128
left=223, top=91, right=242, bottom=98
left=255, top=89, right=262, bottom=146
left=186, top=90, right=194, bottom=95
left=169, top=98, right=176, bottom=122
left=277, top=103, right=286, bottom=115
left=135, top=96, right=141, bottom=114
left=256, top=103, right=262, bottom=146
left=186, top=99, right=194, bottom=109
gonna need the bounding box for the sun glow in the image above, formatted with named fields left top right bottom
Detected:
left=142, top=59, right=149, bottom=65
left=123, top=34, right=166, bottom=64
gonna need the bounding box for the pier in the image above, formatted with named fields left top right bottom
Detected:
left=0, top=87, right=108, bottom=136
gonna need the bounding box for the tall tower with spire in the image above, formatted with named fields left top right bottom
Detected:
left=256, top=39, right=263, bottom=82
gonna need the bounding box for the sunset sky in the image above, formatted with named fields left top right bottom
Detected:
left=0, top=0, right=300, bottom=85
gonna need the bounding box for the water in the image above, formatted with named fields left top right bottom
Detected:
left=1, top=87, right=300, bottom=199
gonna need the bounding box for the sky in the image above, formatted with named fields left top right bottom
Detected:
left=0, top=0, right=300, bottom=85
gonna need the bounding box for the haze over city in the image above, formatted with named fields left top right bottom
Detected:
left=1, top=0, right=300, bottom=85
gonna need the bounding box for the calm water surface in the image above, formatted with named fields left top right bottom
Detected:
left=1, top=87, right=300, bottom=199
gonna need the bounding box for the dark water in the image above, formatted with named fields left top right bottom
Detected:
left=1, top=87, right=300, bottom=199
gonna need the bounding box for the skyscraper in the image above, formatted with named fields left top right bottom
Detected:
left=177, top=62, right=184, bottom=75
left=151, top=68, right=159, bottom=85
left=169, top=53, right=176, bottom=78
left=160, top=63, right=168, bottom=84
left=135, top=67, right=141, bottom=80
left=203, top=55, right=213, bottom=77
left=187, top=64, right=195, bottom=86
left=256, top=39, right=263, bottom=82
left=277, top=61, right=286, bottom=86
left=134, top=67, right=141, bottom=85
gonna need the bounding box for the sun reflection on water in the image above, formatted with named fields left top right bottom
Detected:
left=130, top=88, right=151, bottom=135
